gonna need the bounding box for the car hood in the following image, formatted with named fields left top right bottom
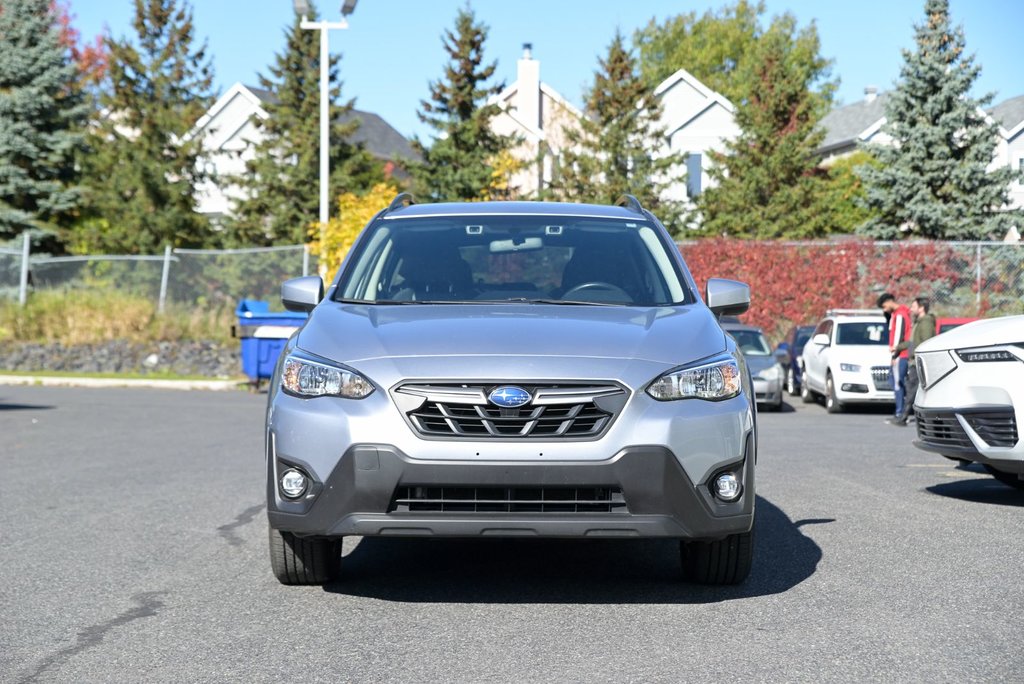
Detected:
left=917, top=314, right=1024, bottom=353
left=743, top=355, right=778, bottom=375
left=296, top=302, right=726, bottom=370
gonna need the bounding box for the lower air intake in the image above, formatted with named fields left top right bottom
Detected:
left=390, top=486, right=628, bottom=514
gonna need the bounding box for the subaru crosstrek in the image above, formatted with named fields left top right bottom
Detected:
left=266, top=196, right=758, bottom=585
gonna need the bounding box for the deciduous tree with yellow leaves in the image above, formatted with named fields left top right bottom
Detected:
left=309, top=182, right=398, bottom=281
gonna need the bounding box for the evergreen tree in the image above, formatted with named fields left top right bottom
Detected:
left=411, top=6, right=517, bottom=202
left=0, top=0, right=88, bottom=242
left=859, top=0, right=1022, bottom=240
left=697, top=16, right=837, bottom=238
left=549, top=32, right=679, bottom=224
left=75, top=0, right=214, bottom=254
left=230, top=3, right=382, bottom=246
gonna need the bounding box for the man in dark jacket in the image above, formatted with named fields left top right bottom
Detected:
left=888, top=297, right=936, bottom=426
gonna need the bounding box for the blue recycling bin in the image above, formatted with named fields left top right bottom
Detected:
left=235, top=299, right=308, bottom=382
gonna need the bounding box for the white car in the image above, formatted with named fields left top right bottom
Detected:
left=800, top=311, right=895, bottom=413
left=913, top=315, right=1024, bottom=490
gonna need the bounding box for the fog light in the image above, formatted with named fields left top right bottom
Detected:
left=713, top=472, right=741, bottom=502
left=280, top=468, right=308, bottom=499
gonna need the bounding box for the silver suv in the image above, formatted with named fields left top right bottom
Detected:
left=266, top=196, right=757, bottom=585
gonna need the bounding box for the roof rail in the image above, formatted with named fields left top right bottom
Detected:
left=615, top=194, right=645, bottom=214
left=385, top=192, right=415, bottom=214
left=826, top=308, right=881, bottom=317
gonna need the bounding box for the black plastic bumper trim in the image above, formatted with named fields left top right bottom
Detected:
left=267, top=440, right=755, bottom=541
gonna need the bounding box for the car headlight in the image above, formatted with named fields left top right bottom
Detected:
left=281, top=354, right=374, bottom=398
left=757, top=364, right=781, bottom=381
left=956, top=347, right=1021, bottom=363
left=839, top=363, right=861, bottom=372
left=647, top=356, right=742, bottom=401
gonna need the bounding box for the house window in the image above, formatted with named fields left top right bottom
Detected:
left=686, top=153, right=702, bottom=198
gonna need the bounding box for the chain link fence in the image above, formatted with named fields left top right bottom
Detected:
left=2, top=235, right=319, bottom=311
left=679, top=239, right=1024, bottom=342
left=3, top=234, right=1022, bottom=333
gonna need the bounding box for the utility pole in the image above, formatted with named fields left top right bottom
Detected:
left=293, top=0, right=357, bottom=276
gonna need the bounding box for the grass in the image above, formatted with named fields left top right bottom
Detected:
left=0, top=289, right=235, bottom=346
left=0, top=368, right=247, bottom=382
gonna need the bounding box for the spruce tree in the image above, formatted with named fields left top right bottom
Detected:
left=549, top=32, right=679, bottom=224
left=859, top=0, right=1022, bottom=240
left=697, top=16, right=836, bottom=238
left=411, top=6, right=517, bottom=202
left=76, top=0, right=213, bottom=253
left=230, top=3, right=382, bottom=246
left=0, top=0, right=88, bottom=242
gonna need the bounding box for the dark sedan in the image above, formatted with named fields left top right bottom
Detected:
left=776, top=324, right=815, bottom=396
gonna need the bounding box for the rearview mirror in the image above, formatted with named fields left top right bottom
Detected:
left=774, top=349, right=789, bottom=365
left=281, top=276, right=324, bottom=313
left=811, top=333, right=830, bottom=346
left=706, top=278, right=750, bottom=316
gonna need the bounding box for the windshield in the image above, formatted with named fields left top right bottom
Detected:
left=335, top=215, right=691, bottom=306
left=730, top=330, right=772, bottom=356
left=836, top=322, right=887, bottom=345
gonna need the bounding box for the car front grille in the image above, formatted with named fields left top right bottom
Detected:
left=962, top=410, right=1019, bottom=448
left=916, top=411, right=974, bottom=450
left=871, top=366, right=893, bottom=391
left=394, top=383, right=626, bottom=439
left=916, top=408, right=1019, bottom=449
left=390, top=486, right=628, bottom=513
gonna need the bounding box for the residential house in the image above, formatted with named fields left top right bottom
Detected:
left=488, top=45, right=583, bottom=198
left=191, top=82, right=417, bottom=222
left=650, top=67, right=739, bottom=206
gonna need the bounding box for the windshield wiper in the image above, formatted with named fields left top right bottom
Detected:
left=501, top=298, right=621, bottom=306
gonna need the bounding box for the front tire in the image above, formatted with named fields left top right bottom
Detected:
left=825, top=373, right=843, bottom=414
left=800, top=377, right=816, bottom=404
left=983, top=465, right=1024, bottom=491
left=680, top=531, right=753, bottom=585
left=269, top=526, right=342, bottom=585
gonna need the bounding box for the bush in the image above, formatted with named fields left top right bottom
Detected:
left=0, top=289, right=234, bottom=346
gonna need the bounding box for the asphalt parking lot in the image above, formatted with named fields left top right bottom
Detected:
left=1, top=386, right=1020, bottom=682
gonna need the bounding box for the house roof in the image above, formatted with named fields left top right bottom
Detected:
left=652, top=67, right=735, bottom=114
left=338, top=109, right=418, bottom=162
left=988, top=94, right=1024, bottom=134
left=818, top=92, right=891, bottom=151
left=239, top=83, right=417, bottom=161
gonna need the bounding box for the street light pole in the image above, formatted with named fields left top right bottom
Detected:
left=294, top=1, right=356, bottom=277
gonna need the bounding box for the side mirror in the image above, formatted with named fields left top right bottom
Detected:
left=811, top=333, right=830, bottom=346
left=774, top=348, right=789, bottom=365
left=706, top=278, right=750, bottom=317
left=281, top=276, right=324, bottom=313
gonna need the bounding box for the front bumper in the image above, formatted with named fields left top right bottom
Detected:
left=268, top=439, right=755, bottom=541
left=752, top=377, right=782, bottom=405
left=832, top=365, right=895, bottom=404
left=913, top=348, right=1023, bottom=471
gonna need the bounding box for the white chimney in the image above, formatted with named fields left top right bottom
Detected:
left=864, top=86, right=878, bottom=103
left=517, top=43, right=540, bottom=131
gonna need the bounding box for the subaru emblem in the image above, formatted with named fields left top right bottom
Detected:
left=488, top=386, right=532, bottom=408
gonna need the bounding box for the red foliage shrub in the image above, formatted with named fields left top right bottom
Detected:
left=680, top=239, right=968, bottom=342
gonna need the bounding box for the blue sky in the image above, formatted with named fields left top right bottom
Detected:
left=69, top=0, right=1022, bottom=140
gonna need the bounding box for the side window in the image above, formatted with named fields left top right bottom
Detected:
left=686, top=153, right=702, bottom=198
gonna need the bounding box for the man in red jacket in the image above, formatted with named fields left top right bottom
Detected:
left=877, top=292, right=911, bottom=423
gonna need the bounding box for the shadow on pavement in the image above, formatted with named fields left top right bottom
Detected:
left=0, top=401, right=55, bottom=411
left=926, top=477, right=1024, bottom=507
left=325, top=496, right=829, bottom=604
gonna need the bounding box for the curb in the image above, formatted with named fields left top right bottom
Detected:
left=0, top=374, right=245, bottom=391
